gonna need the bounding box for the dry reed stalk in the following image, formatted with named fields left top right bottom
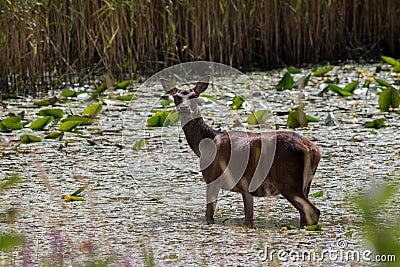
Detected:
left=0, top=0, right=399, bottom=95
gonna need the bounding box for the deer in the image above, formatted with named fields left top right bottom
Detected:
left=160, top=76, right=321, bottom=228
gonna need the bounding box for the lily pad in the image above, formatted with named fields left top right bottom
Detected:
left=375, top=78, right=391, bottom=88
left=312, top=190, right=324, bottom=197
left=95, top=83, right=107, bottom=95
left=313, top=66, right=334, bottom=77
left=59, top=121, right=81, bottom=131
left=381, top=55, right=399, bottom=66
left=147, top=111, right=178, bottom=127
left=44, top=131, right=64, bottom=140
left=305, top=224, right=323, bottom=231
left=133, top=138, right=147, bottom=152
left=277, top=72, right=293, bottom=90
left=1, top=117, right=23, bottom=130
left=230, top=95, right=245, bottom=110
left=38, top=108, right=64, bottom=118
left=364, top=118, right=385, bottom=129
left=287, top=109, right=307, bottom=128
left=30, top=116, right=53, bottom=130
left=34, top=97, right=58, bottom=106
left=82, top=103, right=102, bottom=119
left=287, top=66, right=301, bottom=74
left=61, top=89, right=79, bottom=98
left=343, top=81, right=359, bottom=93
left=20, top=134, right=42, bottom=143
left=247, top=110, right=270, bottom=125
left=378, top=87, right=400, bottom=111
left=328, top=84, right=354, bottom=96
left=62, top=116, right=93, bottom=125
left=116, top=80, right=132, bottom=89
left=116, top=95, right=136, bottom=101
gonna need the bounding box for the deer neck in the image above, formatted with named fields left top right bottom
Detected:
left=179, top=109, right=219, bottom=157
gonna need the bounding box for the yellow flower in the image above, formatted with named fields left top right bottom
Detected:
left=394, top=149, right=399, bottom=153
left=352, top=113, right=358, bottom=117
left=352, top=102, right=358, bottom=108
left=337, top=98, right=341, bottom=102
left=357, top=69, right=365, bottom=74
left=232, top=105, right=237, bottom=110
left=64, top=195, right=71, bottom=202
left=280, top=226, right=288, bottom=232
left=207, top=113, right=212, bottom=117
left=323, top=77, right=329, bottom=81
left=397, top=73, right=400, bottom=78
left=388, top=107, right=394, bottom=111
left=367, top=77, right=374, bottom=82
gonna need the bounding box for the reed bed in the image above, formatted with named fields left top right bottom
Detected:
left=1, top=0, right=399, bottom=95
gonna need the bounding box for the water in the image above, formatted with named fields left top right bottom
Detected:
left=0, top=63, right=399, bottom=266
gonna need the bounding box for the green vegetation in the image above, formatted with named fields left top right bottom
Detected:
left=1, top=1, right=400, bottom=94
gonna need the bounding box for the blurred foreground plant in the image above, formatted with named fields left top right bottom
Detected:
left=353, top=182, right=400, bottom=267
left=0, top=174, right=24, bottom=251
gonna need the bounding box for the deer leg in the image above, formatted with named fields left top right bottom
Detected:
left=242, top=193, right=254, bottom=227
left=280, top=190, right=320, bottom=227
left=206, top=201, right=216, bottom=224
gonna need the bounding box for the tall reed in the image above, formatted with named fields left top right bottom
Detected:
left=1, top=0, right=399, bottom=95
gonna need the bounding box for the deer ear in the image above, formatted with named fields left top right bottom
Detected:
left=194, top=76, right=210, bottom=94
left=160, top=79, right=178, bottom=95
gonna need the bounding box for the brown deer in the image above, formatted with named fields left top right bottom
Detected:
left=161, top=76, right=321, bottom=227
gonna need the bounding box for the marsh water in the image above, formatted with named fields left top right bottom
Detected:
left=1, top=63, right=399, bottom=266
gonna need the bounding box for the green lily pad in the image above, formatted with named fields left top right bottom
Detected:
left=133, top=138, right=146, bottom=152
left=312, top=190, right=324, bottom=197
left=287, top=66, right=301, bottom=74
left=378, top=87, right=400, bottom=111
left=305, top=224, right=323, bottom=231
left=61, top=89, right=78, bottom=98
left=30, top=116, right=53, bottom=130
left=328, top=84, right=354, bottom=96
left=1, top=117, right=23, bottom=130
left=375, top=78, right=391, bottom=88
left=95, top=83, right=107, bottom=95
left=381, top=55, right=399, bottom=66
left=287, top=109, right=308, bottom=128
left=364, top=118, right=385, bottom=129
left=82, top=103, right=102, bottom=119
left=38, top=108, right=64, bottom=118
left=44, top=131, right=64, bottom=140
left=295, top=72, right=312, bottom=88
left=277, top=72, right=293, bottom=90
left=147, top=111, right=178, bottom=127
left=62, top=116, right=93, bottom=125
left=20, top=134, right=42, bottom=143
left=313, top=66, right=334, bottom=77
left=343, top=81, right=359, bottom=93
left=247, top=110, right=270, bottom=125
left=116, top=80, right=132, bottom=89
left=34, top=97, right=58, bottom=106
left=230, top=95, right=245, bottom=110
left=116, top=95, right=136, bottom=101
left=59, top=121, right=81, bottom=131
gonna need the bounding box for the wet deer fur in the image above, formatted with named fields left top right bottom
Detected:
left=161, top=77, right=321, bottom=227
